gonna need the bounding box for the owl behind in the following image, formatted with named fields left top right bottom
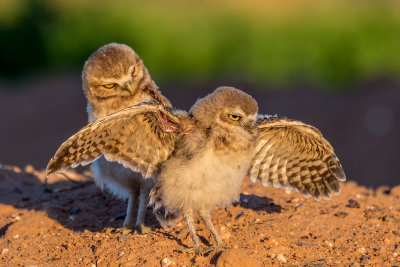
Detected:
left=82, top=43, right=170, bottom=232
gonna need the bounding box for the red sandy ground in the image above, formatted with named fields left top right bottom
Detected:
left=0, top=165, right=399, bottom=266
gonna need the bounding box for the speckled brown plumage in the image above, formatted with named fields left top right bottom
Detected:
left=80, top=43, right=171, bottom=232
left=47, top=86, right=346, bottom=255
left=47, top=102, right=181, bottom=176
left=249, top=116, right=345, bottom=199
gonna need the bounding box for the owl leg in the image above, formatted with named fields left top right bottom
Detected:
left=198, top=208, right=225, bottom=248
left=134, top=181, right=153, bottom=234
left=123, top=191, right=138, bottom=229
left=182, top=208, right=204, bottom=255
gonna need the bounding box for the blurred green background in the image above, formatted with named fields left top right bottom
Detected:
left=1, top=0, right=400, bottom=90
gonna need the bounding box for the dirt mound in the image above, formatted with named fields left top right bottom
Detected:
left=0, top=165, right=399, bottom=266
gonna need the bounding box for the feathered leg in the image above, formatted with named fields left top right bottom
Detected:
left=198, top=208, right=225, bottom=248
left=134, top=180, right=153, bottom=234
left=123, top=192, right=138, bottom=228
left=182, top=209, right=203, bottom=254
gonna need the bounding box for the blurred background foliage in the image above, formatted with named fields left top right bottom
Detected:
left=0, top=0, right=400, bottom=90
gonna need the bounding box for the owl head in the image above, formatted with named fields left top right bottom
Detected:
left=82, top=43, right=156, bottom=104
left=190, top=86, right=258, bottom=134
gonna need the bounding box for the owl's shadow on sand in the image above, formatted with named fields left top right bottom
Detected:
left=0, top=167, right=281, bottom=234
left=236, top=193, right=281, bottom=213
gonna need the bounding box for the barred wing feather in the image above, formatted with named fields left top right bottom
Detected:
left=47, top=101, right=180, bottom=178
left=249, top=116, right=346, bottom=199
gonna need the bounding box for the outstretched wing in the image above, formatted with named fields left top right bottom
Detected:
left=249, top=115, right=346, bottom=199
left=47, top=101, right=182, bottom=178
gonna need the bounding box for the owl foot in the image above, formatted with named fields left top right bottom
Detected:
left=103, top=227, right=132, bottom=235
left=180, top=246, right=217, bottom=256
left=134, top=224, right=153, bottom=234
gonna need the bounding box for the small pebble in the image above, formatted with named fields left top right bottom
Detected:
left=291, top=198, right=299, bottom=203
left=346, top=199, right=360, bottom=208
left=358, top=247, right=366, bottom=254
left=360, top=255, right=370, bottom=261
left=11, top=215, right=21, bottom=222
left=1, top=248, right=9, bottom=254
left=295, top=241, right=317, bottom=246
left=295, top=203, right=303, bottom=210
left=276, top=254, right=286, bottom=263
left=382, top=215, right=397, bottom=222
left=334, top=212, right=348, bottom=218
left=161, top=257, right=175, bottom=266
left=363, top=209, right=374, bottom=219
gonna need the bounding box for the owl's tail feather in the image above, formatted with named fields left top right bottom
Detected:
left=149, top=183, right=180, bottom=229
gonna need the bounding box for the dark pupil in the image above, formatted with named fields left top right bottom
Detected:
left=232, top=115, right=238, bottom=118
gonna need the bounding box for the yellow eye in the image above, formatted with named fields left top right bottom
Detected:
left=131, top=66, right=136, bottom=75
left=103, top=84, right=116, bottom=89
left=229, top=114, right=241, bottom=121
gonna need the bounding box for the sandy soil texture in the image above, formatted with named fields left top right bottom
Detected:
left=0, top=165, right=399, bottom=266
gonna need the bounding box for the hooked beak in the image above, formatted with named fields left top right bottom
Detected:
left=243, top=119, right=257, bottom=134
left=123, top=82, right=134, bottom=94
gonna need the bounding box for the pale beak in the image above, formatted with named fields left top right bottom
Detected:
left=123, top=82, right=134, bottom=94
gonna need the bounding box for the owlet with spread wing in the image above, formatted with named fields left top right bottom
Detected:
left=47, top=87, right=345, bottom=255
left=82, top=43, right=171, bottom=232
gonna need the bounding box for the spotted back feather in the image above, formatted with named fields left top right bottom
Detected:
left=47, top=101, right=181, bottom=178
left=249, top=116, right=346, bottom=200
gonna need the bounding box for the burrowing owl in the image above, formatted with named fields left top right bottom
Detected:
left=47, top=87, right=345, bottom=255
left=82, top=43, right=171, bottom=232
